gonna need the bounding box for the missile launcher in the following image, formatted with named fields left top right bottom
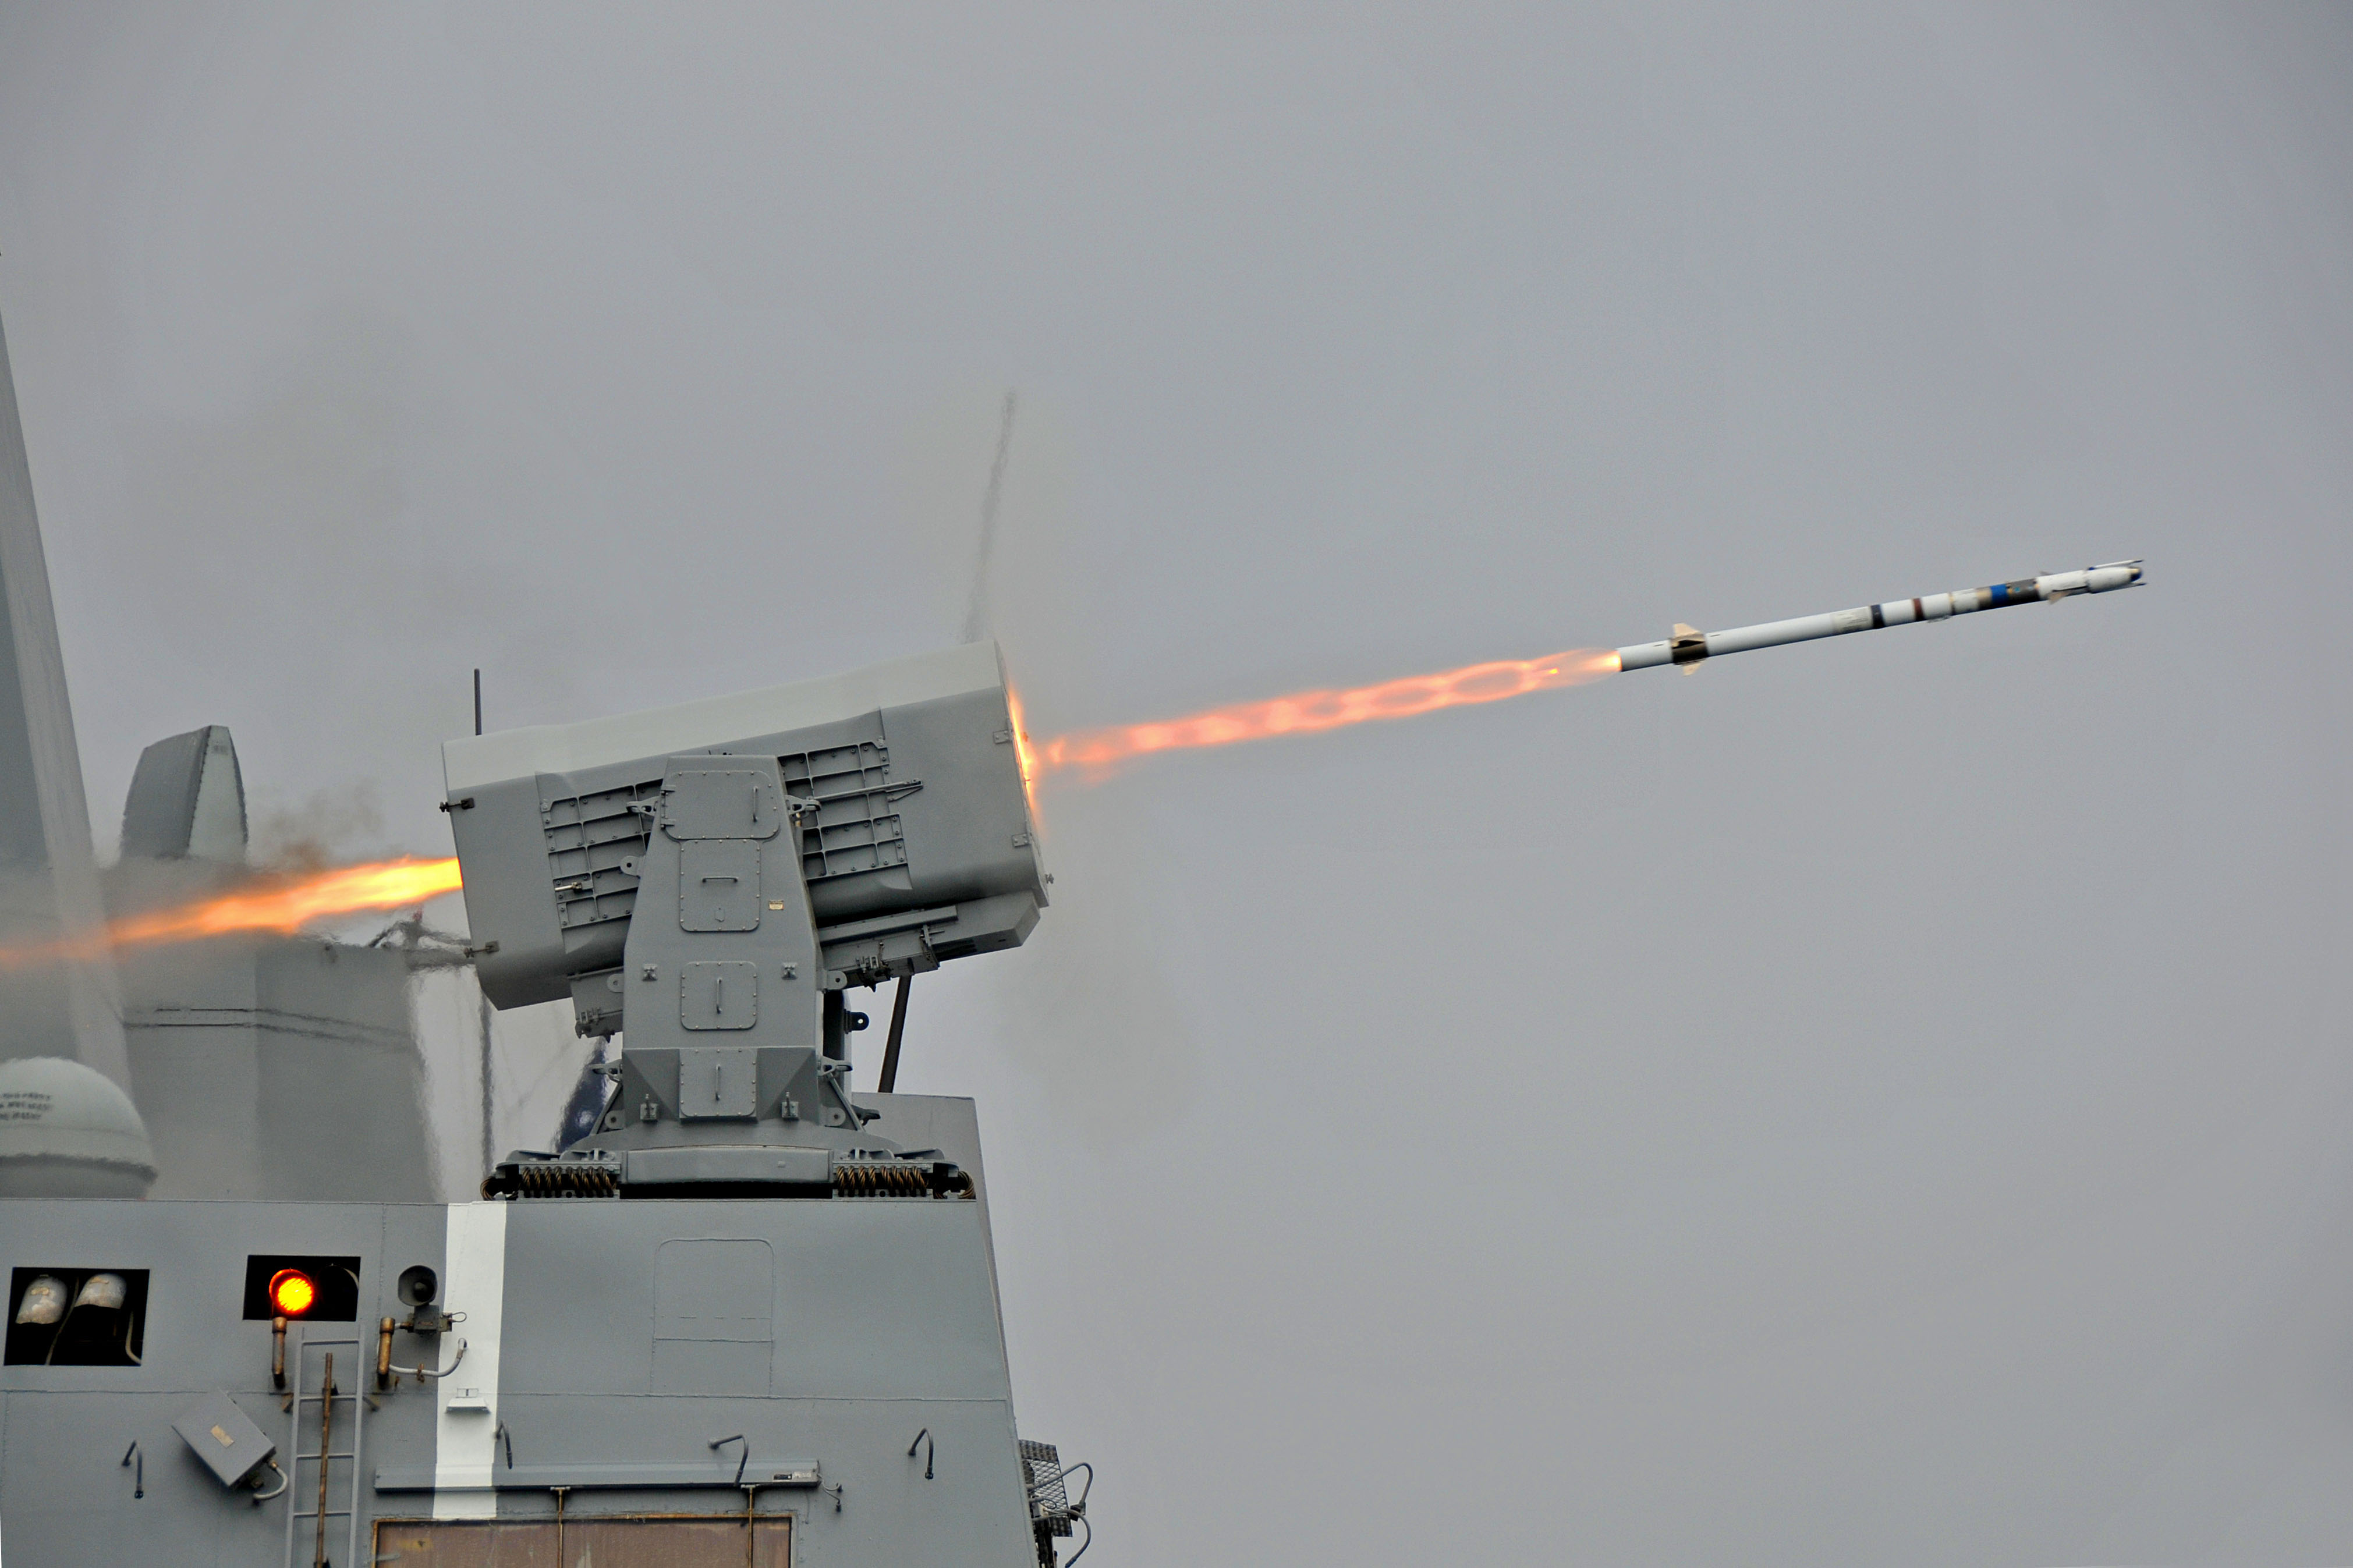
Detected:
left=2, top=644, right=1086, bottom=1568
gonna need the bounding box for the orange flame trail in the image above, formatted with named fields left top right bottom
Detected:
left=1032, top=648, right=1620, bottom=776
left=0, top=856, right=465, bottom=971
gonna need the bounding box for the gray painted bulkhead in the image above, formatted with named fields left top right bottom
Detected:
left=111, top=932, right=437, bottom=1203
left=0, top=1094, right=1037, bottom=1566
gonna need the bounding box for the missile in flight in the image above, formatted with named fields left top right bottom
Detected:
left=1615, top=560, right=2145, bottom=672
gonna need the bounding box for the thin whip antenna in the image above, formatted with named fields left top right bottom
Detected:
left=961, top=391, right=1018, bottom=644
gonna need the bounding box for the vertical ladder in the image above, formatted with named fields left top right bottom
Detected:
left=282, top=1323, right=367, bottom=1568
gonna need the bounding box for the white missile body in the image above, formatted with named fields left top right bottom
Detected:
left=1615, top=561, right=2145, bottom=672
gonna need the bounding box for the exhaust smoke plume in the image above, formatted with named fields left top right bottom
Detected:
left=247, top=781, right=395, bottom=871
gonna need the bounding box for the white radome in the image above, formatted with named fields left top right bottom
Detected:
left=0, top=1056, right=157, bottom=1198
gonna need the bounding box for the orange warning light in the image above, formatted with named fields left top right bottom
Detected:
left=267, top=1269, right=318, bottom=1318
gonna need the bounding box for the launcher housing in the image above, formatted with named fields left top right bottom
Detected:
left=441, top=643, right=1046, bottom=1185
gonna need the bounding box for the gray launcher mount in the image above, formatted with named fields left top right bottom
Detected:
left=442, top=644, right=1048, bottom=1197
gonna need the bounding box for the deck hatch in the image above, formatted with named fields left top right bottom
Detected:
left=374, top=1516, right=791, bottom=1565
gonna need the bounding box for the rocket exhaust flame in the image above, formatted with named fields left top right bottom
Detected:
left=0, top=856, right=465, bottom=971
left=1029, top=648, right=1620, bottom=776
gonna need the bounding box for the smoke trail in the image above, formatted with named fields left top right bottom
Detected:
left=247, top=781, right=394, bottom=871
left=959, top=389, right=1018, bottom=644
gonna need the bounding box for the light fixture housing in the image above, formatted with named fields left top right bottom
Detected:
left=267, top=1269, right=318, bottom=1318
left=13, top=1275, right=65, bottom=1326
left=73, top=1273, right=126, bottom=1312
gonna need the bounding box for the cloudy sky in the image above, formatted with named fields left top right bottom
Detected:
left=3, top=4, right=2349, bottom=1561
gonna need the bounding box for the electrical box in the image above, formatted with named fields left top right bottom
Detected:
left=171, top=1391, right=275, bottom=1489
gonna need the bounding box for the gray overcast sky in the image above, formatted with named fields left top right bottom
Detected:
left=3, top=5, right=2350, bottom=1562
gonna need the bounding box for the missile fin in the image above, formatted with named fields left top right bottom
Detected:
left=1668, top=623, right=1711, bottom=670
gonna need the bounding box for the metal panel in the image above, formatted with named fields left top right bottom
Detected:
left=373, top=1521, right=558, bottom=1567
left=786, top=740, right=911, bottom=881
left=624, top=1145, right=830, bottom=1187
left=375, top=1518, right=789, bottom=1567
left=653, top=1240, right=774, bottom=1342
left=679, top=840, right=760, bottom=932
left=561, top=1517, right=790, bottom=1567
left=441, top=640, right=1002, bottom=792
left=675, top=1046, right=759, bottom=1119
left=450, top=775, right=573, bottom=1009
left=490, top=1184, right=1013, bottom=1403
left=653, top=1237, right=774, bottom=1396
left=662, top=769, right=782, bottom=840
left=680, top=963, right=758, bottom=1031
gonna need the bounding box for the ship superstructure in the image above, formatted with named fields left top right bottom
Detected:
left=2, top=644, right=1082, bottom=1565
left=0, top=292, right=1085, bottom=1563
